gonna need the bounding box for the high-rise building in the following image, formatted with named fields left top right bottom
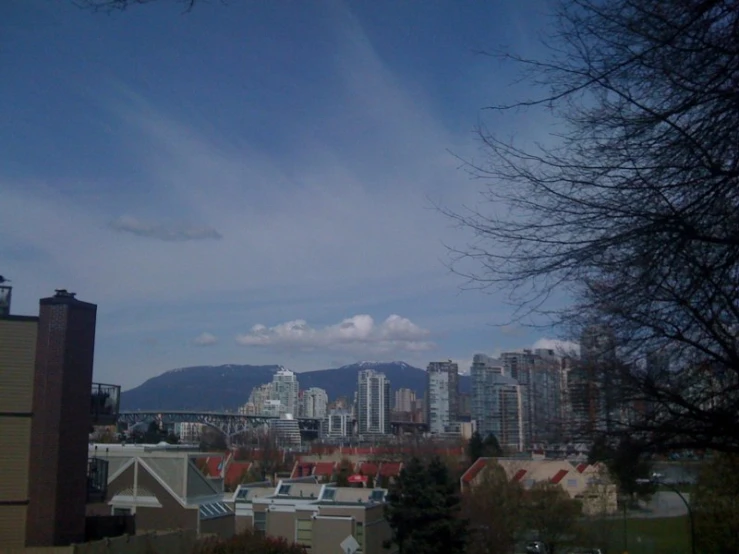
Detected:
left=248, top=383, right=274, bottom=415
left=300, top=387, right=328, bottom=419
left=501, top=349, right=563, bottom=446
left=325, top=409, right=352, bottom=438
left=271, top=368, right=299, bottom=416
left=393, top=388, right=416, bottom=412
left=426, top=361, right=459, bottom=434
left=470, top=354, right=524, bottom=452
left=357, top=369, right=391, bottom=435
left=569, top=325, right=619, bottom=436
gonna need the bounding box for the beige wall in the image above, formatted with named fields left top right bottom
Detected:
left=0, top=318, right=37, bottom=549
left=199, top=515, right=235, bottom=539
left=312, top=516, right=353, bottom=554
left=265, top=510, right=295, bottom=543
left=234, top=514, right=253, bottom=534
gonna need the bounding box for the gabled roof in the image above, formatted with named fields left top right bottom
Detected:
left=460, top=457, right=492, bottom=484
left=575, top=463, right=589, bottom=473
left=550, top=469, right=569, bottom=484
left=379, top=462, right=402, bottom=477
left=358, top=462, right=379, bottom=477
left=225, top=461, right=252, bottom=487
left=512, top=468, right=528, bottom=482
left=314, top=461, right=336, bottom=477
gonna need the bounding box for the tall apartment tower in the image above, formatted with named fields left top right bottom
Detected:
left=300, top=387, right=328, bottom=419
left=501, top=349, right=563, bottom=446
left=426, top=360, right=459, bottom=434
left=26, top=290, right=98, bottom=546
left=393, top=388, right=416, bottom=412
left=271, top=368, right=299, bottom=417
left=357, top=369, right=391, bottom=435
left=470, top=354, right=524, bottom=452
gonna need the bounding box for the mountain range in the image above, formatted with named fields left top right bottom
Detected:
left=120, top=361, right=471, bottom=412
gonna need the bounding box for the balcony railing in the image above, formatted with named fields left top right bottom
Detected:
left=87, top=457, right=109, bottom=503
left=91, top=383, right=120, bottom=426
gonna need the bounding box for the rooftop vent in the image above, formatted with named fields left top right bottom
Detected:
left=54, top=289, right=76, bottom=298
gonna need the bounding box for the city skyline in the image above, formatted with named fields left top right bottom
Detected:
left=1, top=0, right=573, bottom=390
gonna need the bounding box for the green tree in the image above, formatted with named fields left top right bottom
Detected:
left=483, top=434, right=503, bottom=457
left=468, top=431, right=485, bottom=463
left=522, top=483, right=582, bottom=554
left=588, top=437, right=654, bottom=505
left=462, top=461, right=525, bottom=554
left=384, top=456, right=467, bottom=554
left=693, top=453, right=739, bottom=554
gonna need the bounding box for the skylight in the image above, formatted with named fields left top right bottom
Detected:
left=235, top=488, right=249, bottom=501
left=278, top=484, right=291, bottom=495
left=322, top=488, right=336, bottom=501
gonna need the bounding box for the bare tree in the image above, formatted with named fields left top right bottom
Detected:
left=447, top=0, right=739, bottom=452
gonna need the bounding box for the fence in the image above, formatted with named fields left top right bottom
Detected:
left=2, top=530, right=198, bottom=554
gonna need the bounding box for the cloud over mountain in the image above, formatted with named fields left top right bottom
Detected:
left=236, top=314, right=435, bottom=353
left=192, top=332, right=218, bottom=346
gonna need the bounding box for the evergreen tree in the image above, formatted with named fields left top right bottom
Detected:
left=467, top=432, right=484, bottom=462
left=483, top=434, right=503, bottom=457
left=384, top=456, right=467, bottom=554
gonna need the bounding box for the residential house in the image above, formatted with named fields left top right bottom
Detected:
left=227, top=476, right=394, bottom=554
left=87, top=449, right=236, bottom=537
left=460, top=457, right=617, bottom=516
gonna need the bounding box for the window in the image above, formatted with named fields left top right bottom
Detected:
left=253, top=511, right=267, bottom=532
left=278, top=484, right=292, bottom=495
left=369, top=489, right=385, bottom=502
left=355, top=521, right=364, bottom=552
left=567, top=479, right=578, bottom=488
left=296, top=519, right=313, bottom=547
left=113, top=508, right=131, bottom=516
left=322, top=488, right=336, bottom=501
left=235, top=487, right=250, bottom=501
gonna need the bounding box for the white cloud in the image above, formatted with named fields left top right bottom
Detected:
left=236, top=314, right=435, bottom=353
left=192, top=332, right=218, bottom=346
left=532, top=338, right=580, bottom=356
left=110, top=215, right=222, bottom=242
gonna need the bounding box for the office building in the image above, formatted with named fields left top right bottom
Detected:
left=426, top=360, right=459, bottom=434
left=357, top=369, right=391, bottom=435
left=300, top=387, right=328, bottom=419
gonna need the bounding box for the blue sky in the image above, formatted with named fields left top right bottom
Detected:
left=1, top=0, right=567, bottom=390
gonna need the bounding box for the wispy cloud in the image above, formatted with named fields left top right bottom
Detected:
left=236, top=314, right=435, bottom=353
left=110, top=215, right=222, bottom=242
left=532, top=338, right=580, bottom=356
left=192, top=332, right=218, bottom=346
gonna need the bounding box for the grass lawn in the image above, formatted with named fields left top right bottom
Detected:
left=599, top=516, right=691, bottom=554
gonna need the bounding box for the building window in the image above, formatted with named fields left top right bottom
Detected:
left=355, top=521, right=364, bottom=552
left=113, top=508, right=131, bottom=516
left=567, top=479, right=578, bottom=488
left=322, top=488, right=336, bottom=501
left=253, top=511, right=267, bottom=532
left=278, top=484, right=292, bottom=495
left=296, top=519, right=313, bottom=548
left=235, top=487, right=249, bottom=501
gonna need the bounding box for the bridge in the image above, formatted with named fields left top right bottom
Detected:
left=118, top=411, right=427, bottom=441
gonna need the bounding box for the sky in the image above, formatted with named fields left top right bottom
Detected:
left=0, top=0, right=568, bottom=390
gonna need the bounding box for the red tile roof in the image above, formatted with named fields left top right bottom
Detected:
left=461, top=457, right=489, bottom=484
left=512, top=468, right=528, bottom=482
left=314, top=461, right=336, bottom=476
left=550, top=469, right=569, bottom=484
left=292, top=462, right=315, bottom=478
left=576, top=463, right=588, bottom=473
left=379, top=462, right=402, bottom=477
left=225, top=461, right=252, bottom=487
left=358, top=462, right=379, bottom=477
left=205, top=456, right=225, bottom=478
